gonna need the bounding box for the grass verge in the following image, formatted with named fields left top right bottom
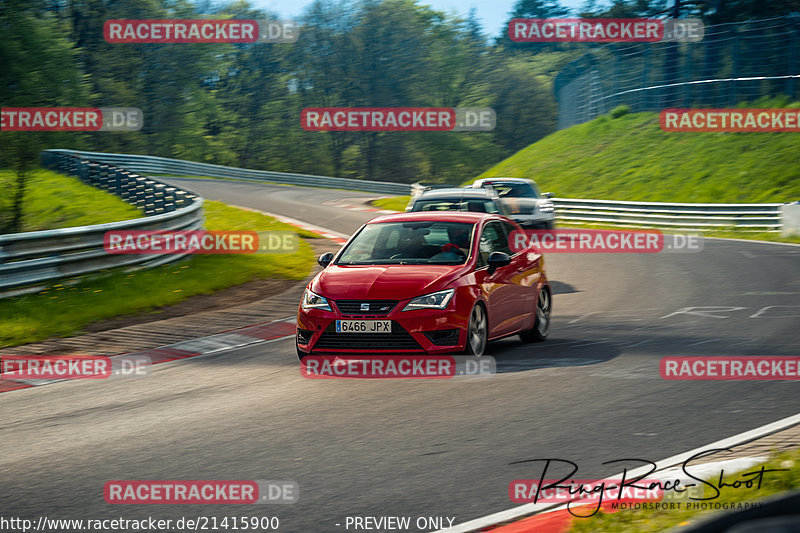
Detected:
left=569, top=448, right=800, bottom=532
left=0, top=168, right=141, bottom=232
left=0, top=200, right=316, bottom=348
left=371, top=196, right=409, bottom=212
left=466, top=100, right=800, bottom=204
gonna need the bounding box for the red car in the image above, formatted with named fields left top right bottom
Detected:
left=296, top=212, right=551, bottom=358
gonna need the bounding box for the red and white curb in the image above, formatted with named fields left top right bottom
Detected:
left=0, top=202, right=357, bottom=394
left=435, top=412, right=800, bottom=533
left=0, top=318, right=297, bottom=393
left=230, top=205, right=350, bottom=243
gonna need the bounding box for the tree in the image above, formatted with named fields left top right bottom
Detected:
left=0, top=0, right=87, bottom=232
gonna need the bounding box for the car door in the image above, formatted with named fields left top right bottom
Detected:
left=503, top=220, right=542, bottom=332
left=474, top=220, right=518, bottom=338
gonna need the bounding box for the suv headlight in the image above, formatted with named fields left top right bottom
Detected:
left=403, top=289, right=454, bottom=311
left=539, top=201, right=555, bottom=213
left=301, top=289, right=332, bottom=311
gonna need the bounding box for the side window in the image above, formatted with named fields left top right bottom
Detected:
left=478, top=222, right=511, bottom=266
left=502, top=221, right=521, bottom=255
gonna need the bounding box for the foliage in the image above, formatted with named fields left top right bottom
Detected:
left=469, top=107, right=800, bottom=203
left=2, top=0, right=798, bottom=190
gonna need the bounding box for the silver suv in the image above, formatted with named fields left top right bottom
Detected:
left=470, top=178, right=555, bottom=229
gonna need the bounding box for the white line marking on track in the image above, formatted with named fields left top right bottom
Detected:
left=228, top=205, right=350, bottom=241
left=686, top=338, right=721, bottom=346
left=434, top=412, right=800, bottom=533
left=750, top=305, right=800, bottom=318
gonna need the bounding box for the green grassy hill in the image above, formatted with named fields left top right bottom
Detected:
left=468, top=107, right=800, bottom=203
left=0, top=169, right=142, bottom=233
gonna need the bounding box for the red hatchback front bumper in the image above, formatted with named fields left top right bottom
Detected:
left=296, top=303, right=471, bottom=355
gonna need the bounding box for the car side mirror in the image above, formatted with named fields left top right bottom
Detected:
left=542, top=192, right=554, bottom=199
left=487, top=251, right=511, bottom=274
left=317, top=252, right=334, bottom=268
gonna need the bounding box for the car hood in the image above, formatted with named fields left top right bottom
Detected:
left=311, top=264, right=465, bottom=301
left=501, top=197, right=541, bottom=215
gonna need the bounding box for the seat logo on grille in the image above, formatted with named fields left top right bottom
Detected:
left=360, top=303, right=370, bottom=311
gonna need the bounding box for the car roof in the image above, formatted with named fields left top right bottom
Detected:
left=367, top=211, right=501, bottom=225
left=417, top=187, right=496, bottom=198
left=474, top=177, right=533, bottom=184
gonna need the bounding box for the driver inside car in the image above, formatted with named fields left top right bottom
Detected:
left=440, top=225, right=470, bottom=256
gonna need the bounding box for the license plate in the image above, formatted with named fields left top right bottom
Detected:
left=335, top=320, right=391, bottom=333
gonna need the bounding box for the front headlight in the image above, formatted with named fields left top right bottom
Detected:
left=539, top=201, right=555, bottom=213
left=403, top=289, right=454, bottom=311
left=302, top=288, right=332, bottom=311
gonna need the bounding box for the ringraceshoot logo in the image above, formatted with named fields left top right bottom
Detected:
left=104, top=20, right=297, bottom=43
left=301, top=107, right=495, bottom=132
left=660, top=108, right=800, bottom=132
left=1, top=107, right=142, bottom=131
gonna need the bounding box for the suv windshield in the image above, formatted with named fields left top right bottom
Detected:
left=411, top=198, right=500, bottom=214
left=337, top=221, right=474, bottom=265
left=484, top=182, right=538, bottom=198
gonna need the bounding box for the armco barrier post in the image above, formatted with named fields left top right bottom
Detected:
left=781, top=202, right=800, bottom=237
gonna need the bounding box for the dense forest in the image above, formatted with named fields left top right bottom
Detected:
left=2, top=0, right=799, bottom=186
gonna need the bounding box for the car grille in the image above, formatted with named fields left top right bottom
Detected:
left=314, top=323, right=422, bottom=351
left=334, top=300, right=398, bottom=316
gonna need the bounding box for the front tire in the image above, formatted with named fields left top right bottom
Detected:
left=520, top=287, right=551, bottom=343
left=464, top=304, right=488, bottom=356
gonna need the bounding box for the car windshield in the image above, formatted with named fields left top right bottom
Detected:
left=411, top=198, right=500, bottom=214
left=337, top=221, right=474, bottom=265
left=485, top=182, right=538, bottom=198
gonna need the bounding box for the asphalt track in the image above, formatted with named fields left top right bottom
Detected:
left=2, top=178, right=799, bottom=532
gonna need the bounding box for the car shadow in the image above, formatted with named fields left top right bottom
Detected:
left=485, top=335, right=620, bottom=374
left=550, top=280, right=580, bottom=295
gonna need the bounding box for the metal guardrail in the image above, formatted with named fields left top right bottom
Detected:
left=551, top=198, right=784, bottom=230
left=42, top=151, right=789, bottom=232
left=0, top=152, right=204, bottom=294
left=47, top=149, right=413, bottom=195
left=1, top=147, right=791, bottom=298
